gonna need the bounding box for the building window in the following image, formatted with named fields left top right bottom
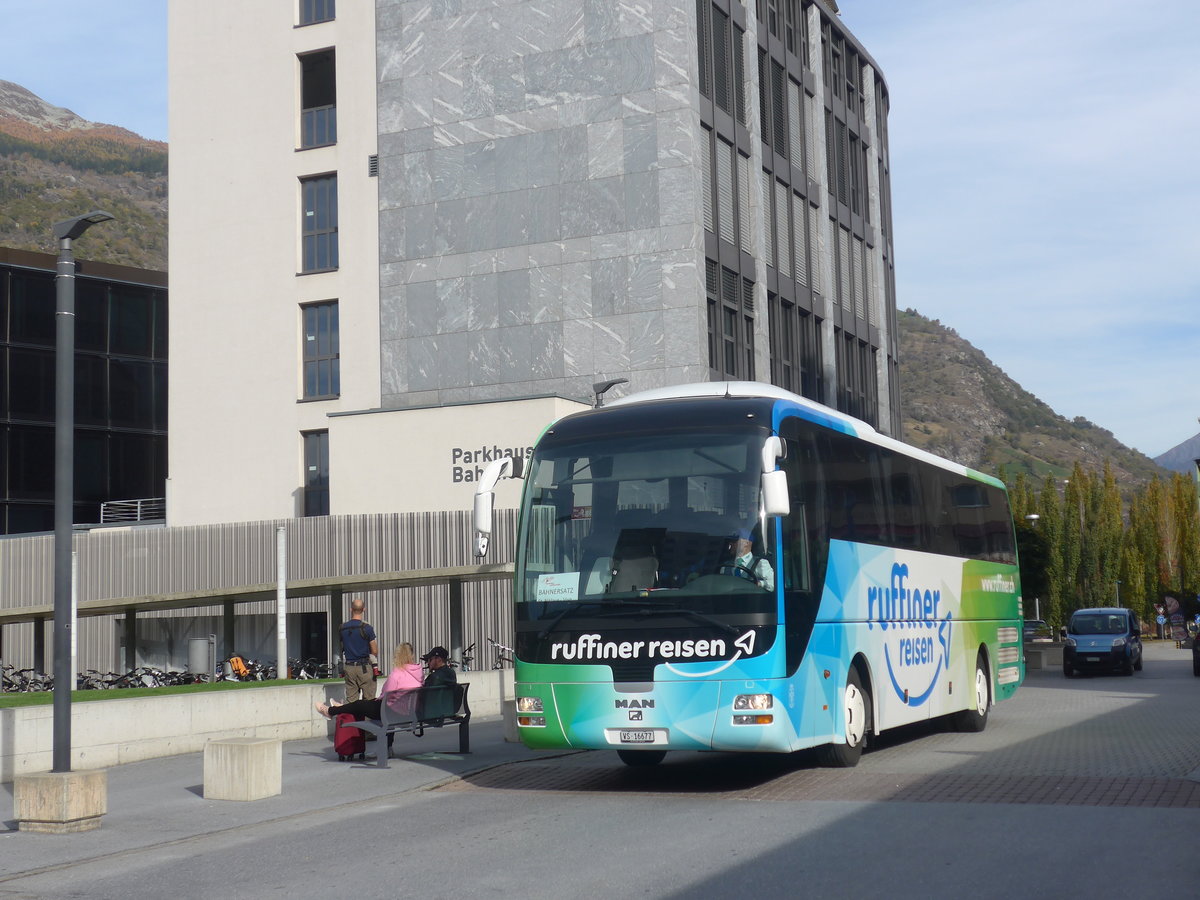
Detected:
left=696, top=0, right=711, bottom=100
left=713, top=6, right=731, bottom=114
left=299, top=0, right=334, bottom=26
left=301, top=174, right=338, bottom=273
left=302, top=301, right=339, bottom=399
left=300, top=49, right=336, bottom=149
left=702, top=128, right=714, bottom=233
left=303, top=430, right=329, bottom=517
left=771, top=60, right=787, bottom=158
left=733, top=25, right=746, bottom=125
left=708, top=263, right=755, bottom=381
left=717, top=137, right=736, bottom=245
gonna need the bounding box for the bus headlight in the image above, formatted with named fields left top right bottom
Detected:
left=517, top=716, right=546, bottom=727
left=733, top=694, right=773, bottom=711
left=733, top=714, right=774, bottom=725
left=516, top=697, right=543, bottom=713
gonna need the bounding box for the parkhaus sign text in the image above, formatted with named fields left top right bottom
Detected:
left=450, top=443, right=532, bottom=483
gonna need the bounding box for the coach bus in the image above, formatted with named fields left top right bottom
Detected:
left=473, top=382, right=1023, bottom=767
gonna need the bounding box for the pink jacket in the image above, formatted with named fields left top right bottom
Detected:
left=380, top=662, right=423, bottom=693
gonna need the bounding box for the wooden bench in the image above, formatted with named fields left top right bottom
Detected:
left=337, top=683, right=471, bottom=768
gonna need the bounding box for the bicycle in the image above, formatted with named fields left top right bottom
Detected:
left=11, top=668, right=54, bottom=691
left=487, top=637, right=514, bottom=669
left=459, top=642, right=476, bottom=672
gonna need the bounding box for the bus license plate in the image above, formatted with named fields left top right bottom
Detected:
left=620, top=730, right=654, bottom=743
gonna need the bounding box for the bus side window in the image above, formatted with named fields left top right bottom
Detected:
left=780, top=431, right=817, bottom=592
left=879, top=447, right=927, bottom=552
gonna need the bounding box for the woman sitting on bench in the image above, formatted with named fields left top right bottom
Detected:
left=316, top=642, right=422, bottom=720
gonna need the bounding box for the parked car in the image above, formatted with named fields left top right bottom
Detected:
left=1063, top=608, right=1142, bottom=676
left=1023, top=619, right=1053, bottom=642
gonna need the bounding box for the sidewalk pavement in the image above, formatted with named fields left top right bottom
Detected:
left=0, top=716, right=569, bottom=877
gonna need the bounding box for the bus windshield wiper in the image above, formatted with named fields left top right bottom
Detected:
left=597, top=597, right=741, bottom=636
left=624, top=606, right=742, bottom=636
left=536, top=601, right=604, bottom=639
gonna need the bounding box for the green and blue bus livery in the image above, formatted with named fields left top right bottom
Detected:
left=473, top=382, right=1024, bottom=767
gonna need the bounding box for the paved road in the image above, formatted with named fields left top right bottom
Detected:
left=2, top=641, right=1196, bottom=899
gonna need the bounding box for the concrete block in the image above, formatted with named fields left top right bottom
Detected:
left=15, top=769, right=107, bottom=833
left=1025, top=649, right=1044, bottom=670
left=502, top=699, right=519, bottom=743
left=204, top=737, right=281, bottom=801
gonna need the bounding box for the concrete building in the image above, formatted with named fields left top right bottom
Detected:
left=0, top=248, right=167, bottom=535
left=167, top=0, right=898, bottom=527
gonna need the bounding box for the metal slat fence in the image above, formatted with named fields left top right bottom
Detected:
left=0, top=510, right=518, bottom=674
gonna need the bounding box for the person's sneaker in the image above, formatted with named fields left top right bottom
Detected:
left=315, top=702, right=331, bottom=719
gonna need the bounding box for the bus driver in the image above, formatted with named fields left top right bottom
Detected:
left=723, top=526, right=774, bottom=591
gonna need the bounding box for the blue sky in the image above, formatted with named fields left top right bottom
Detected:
left=0, top=0, right=166, bottom=141
left=839, top=0, right=1200, bottom=458
left=1, top=0, right=1196, bottom=456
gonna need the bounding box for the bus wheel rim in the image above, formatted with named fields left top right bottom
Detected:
left=973, top=666, right=988, bottom=714
left=845, top=682, right=866, bottom=746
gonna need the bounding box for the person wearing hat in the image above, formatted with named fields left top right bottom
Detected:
left=422, top=646, right=458, bottom=687
left=723, top=526, right=775, bottom=591
left=419, top=645, right=458, bottom=721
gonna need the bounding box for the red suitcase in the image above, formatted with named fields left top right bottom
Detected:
left=334, top=712, right=366, bottom=761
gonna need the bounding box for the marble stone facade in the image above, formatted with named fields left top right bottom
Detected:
left=377, top=0, right=710, bottom=408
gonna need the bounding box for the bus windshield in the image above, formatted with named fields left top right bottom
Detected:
left=515, top=428, right=779, bottom=621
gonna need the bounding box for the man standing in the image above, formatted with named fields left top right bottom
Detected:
left=339, top=598, right=379, bottom=703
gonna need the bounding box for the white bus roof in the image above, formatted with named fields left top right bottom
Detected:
left=605, top=381, right=1000, bottom=487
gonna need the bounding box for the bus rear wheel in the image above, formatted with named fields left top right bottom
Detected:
left=617, top=749, right=666, bottom=767
left=951, top=652, right=990, bottom=733
left=818, top=668, right=868, bottom=768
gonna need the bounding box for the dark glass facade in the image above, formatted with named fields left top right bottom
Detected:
left=0, top=249, right=167, bottom=534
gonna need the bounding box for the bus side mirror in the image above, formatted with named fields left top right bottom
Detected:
left=761, top=436, right=790, bottom=517
left=473, top=455, right=523, bottom=557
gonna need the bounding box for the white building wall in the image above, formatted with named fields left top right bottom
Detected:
left=330, top=397, right=587, bottom=515
left=167, top=2, right=380, bottom=526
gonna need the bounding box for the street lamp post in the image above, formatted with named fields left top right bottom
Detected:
left=1023, top=514, right=1040, bottom=619
left=51, top=211, right=114, bottom=773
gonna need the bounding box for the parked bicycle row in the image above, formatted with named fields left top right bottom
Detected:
left=221, top=655, right=336, bottom=681
left=2, top=644, right=510, bottom=693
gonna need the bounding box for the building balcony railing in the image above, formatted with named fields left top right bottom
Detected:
left=301, top=105, right=337, bottom=149
left=100, top=498, right=166, bottom=525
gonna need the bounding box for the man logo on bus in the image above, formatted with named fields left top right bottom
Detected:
left=867, top=563, right=953, bottom=706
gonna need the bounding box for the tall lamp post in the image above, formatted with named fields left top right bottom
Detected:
left=51, top=211, right=114, bottom=773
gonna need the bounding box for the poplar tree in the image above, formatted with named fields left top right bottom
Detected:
left=1059, top=463, right=1087, bottom=612
left=1037, top=473, right=1065, bottom=629
left=1169, top=473, right=1200, bottom=604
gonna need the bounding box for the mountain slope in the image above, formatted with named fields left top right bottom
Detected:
left=897, top=309, right=1168, bottom=487
left=1154, top=435, right=1200, bottom=475
left=0, top=80, right=166, bottom=271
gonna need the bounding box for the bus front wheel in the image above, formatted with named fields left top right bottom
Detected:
left=617, top=749, right=666, bottom=767
left=951, top=652, right=990, bottom=733
left=818, top=668, right=868, bottom=768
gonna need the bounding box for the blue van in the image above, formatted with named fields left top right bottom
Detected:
left=1063, top=607, right=1142, bottom=676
